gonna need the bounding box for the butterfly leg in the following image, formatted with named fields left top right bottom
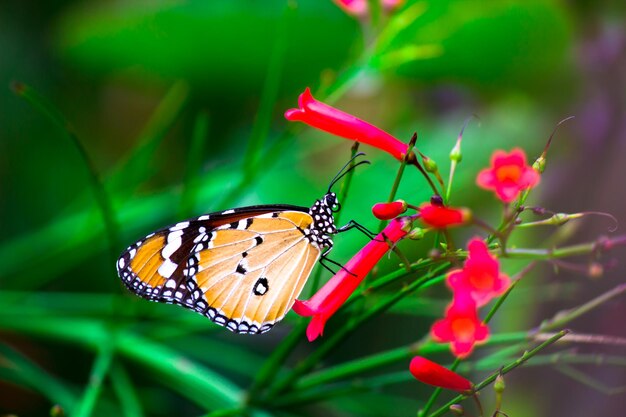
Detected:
left=337, top=220, right=384, bottom=242
left=319, top=248, right=356, bottom=277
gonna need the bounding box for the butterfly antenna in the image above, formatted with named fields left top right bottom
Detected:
left=327, top=152, right=369, bottom=192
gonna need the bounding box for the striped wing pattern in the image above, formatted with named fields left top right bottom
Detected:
left=116, top=208, right=320, bottom=334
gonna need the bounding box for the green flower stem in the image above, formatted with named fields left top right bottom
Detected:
left=501, top=238, right=624, bottom=260
left=110, top=362, right=144, bottom=417
left=74, top=344, right=115, bottom=417
left=536, top=283, right=626, bottom=333
left=279, top=351, right=626, bottom=409
left=426, top=330, right=569, bottom=417
left=375, top=133, right=417, bottom=235
left=295, top=332, right=526, bottom=391
left=419, top=263, right=533, bottom=417
left=12, top=81, right=119, bottom=264
left=265, top=266, right=449, bottom=400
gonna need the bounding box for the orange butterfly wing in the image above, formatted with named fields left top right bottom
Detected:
left=117, top=207, right=320, bottom=334
left=192, top=212, right=320, bottom=333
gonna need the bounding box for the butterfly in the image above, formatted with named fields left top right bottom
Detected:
left=116, top=154, right=369, bottom=334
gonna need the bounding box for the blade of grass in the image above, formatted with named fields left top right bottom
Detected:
left=11, top=81, right=119, bottom=265
left=242, top=2, right=293, bottom=177
left=179, top=112, right=210, bottom=218
left=73, top=344, right=115, bottom=417
left=108, top=80, right=190, bottom=191
left=0, top=316, right=242, bottom=410
left=110, top=362, right=144, bottom=417
left=0, top=343, right=77, bottom=409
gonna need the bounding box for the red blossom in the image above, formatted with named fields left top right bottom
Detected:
left=372, top=200, right=407, bottom=220
left=476, top=148, right=540, bottom=203
left=431, top=294, right=489, bottom=358
left=447, top=239, right=510, bottom=307
left=409, top=356, right=473, bottom=393
left=285, top=88, right=408, bottom=161
left=419, top=203, right=471, bottom=229
left=293, top=217, right=411, bottom=341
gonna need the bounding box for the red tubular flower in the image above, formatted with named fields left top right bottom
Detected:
left=285, top=88, right=409, bottom=161
left=293, top=217, right=411, bottom=341
left=419, top=203, right=471, bottom=229
left=372, top=200, right=407, bottom=220
left=476, top=148, right=540, bottom=203
left=431, top=294, right=489, bottom=358
left=447, top=239, right=510, bottom=307
left=409, top=356, right=473, bottom=393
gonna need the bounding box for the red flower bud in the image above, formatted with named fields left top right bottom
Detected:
left=419, top=203, right=471, bottom=229
left=372, top=200, right=408, bottom=220
left=409, top=356, right=473, bottom=393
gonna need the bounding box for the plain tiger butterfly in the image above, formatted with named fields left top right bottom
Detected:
left=116, top=154, right=369, bottom=334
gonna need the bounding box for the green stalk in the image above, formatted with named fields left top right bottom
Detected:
left=265, top=266, right=449, bottom=399
left=426, top=331, right=569, bottom=417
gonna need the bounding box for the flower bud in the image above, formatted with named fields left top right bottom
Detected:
left=450, top=141, right=463, bottom=163
left=494, top=374, right=506, bottom=394
left=407, top=227, right=425, bottom=240
left=422, top=155, right=438, bottom=173
left=409, top=356, right=473, bottom=393
left=50, top=405, right=65, bottom=417
left=372, top=200, right=408, bottom=220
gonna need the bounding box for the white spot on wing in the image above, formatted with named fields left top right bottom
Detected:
left=222, top=209, right=235, bottom=214
left=158, top=259, right=178, bottom=278
left=118, top=258, right=125, bottom=269
left=198, top=215, right=211, bottom=221
left=162, top=230, right=183, bottom=259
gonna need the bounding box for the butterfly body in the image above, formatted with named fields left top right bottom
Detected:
left=117, top=193, right=339, bottom=334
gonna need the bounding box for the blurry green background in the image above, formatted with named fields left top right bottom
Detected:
left=1, top=0, right=625, bottom=416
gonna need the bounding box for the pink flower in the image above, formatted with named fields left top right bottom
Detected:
left=409, top=356, right=474, bottom=393
left=285, top=88, right=408, bottom=161
left=372, top=200, right=407, bottom=220
left=293, top=217, right=411, bottom=341
left=447, top=239, right=510, bottom=307
left=419, top=203, right=471, bottom=229
left=431, top=294, right=489, bottom=358
left=476, top=148, right=540, bottom=203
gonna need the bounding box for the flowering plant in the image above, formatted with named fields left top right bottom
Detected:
left=278, top=87, right=626, bottom=415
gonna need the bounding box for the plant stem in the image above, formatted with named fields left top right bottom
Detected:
left=426, top=331, right=569, bottom=417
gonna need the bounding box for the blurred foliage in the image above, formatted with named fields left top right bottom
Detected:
left=1, top=0, right=624, bottom=417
